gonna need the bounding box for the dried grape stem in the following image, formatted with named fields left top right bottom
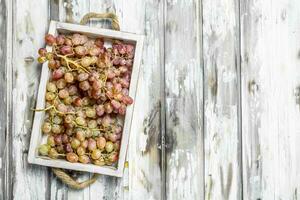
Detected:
left=57, top=54, right=89, bottom=73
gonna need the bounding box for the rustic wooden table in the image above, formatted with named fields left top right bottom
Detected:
left=1, top=0, right=300, bottom=199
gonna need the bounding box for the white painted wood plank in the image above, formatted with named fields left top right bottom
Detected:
left=11, top=0, right=50, bottom=199
left=0, top=0, right=9, bottom=199
left=165, top=0, right=204, bottom=199
left=202, top=0, right=242, bottom=199
left=241, top=0, right=300, bottom=199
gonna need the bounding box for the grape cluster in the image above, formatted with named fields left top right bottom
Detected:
left=36, top=33, right=135, bottom=166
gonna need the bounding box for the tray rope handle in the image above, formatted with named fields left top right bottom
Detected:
left=80, top=12, right=120, bottom=31
left=52, top=12, right=120, bottom=189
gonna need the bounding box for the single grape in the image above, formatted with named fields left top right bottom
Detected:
left=121, top=88, right=129, bottom=96
left=96, top=137, right=106, bottom=150
left=38, top=144, right=50, bottom=156
left=106, top=82, right=113, bottom=90
left=104, top=103, right=113, bottom=114
left=111, top=100, right=121, bottom=109
left=47, top=136, right=55, bottom=147
left=76, top=130, right=85, bottom=142
left=126, top=59, right=133, bottom=67
left=56, top=144, right=65, bottom=153
left=66, top=152, right=79, bottom=163
left=114, top=83, right=122, bottom=93
left=87, top=120, right=97, bottom=129
left=85, top=107, right=96, bottom=118
left=122, top=95, right=133, bottom=105
left=77, top=72, right=89, bottom=81
left=75, top=116, right=86, bottom=126
left=64, top=114, right=74, bottom=124
left=52, top=115, right=63, bottom=125
left=89, top=47, right=101, bottom=56
left=71, top=138, right=81, bottom=149
left=75, top=46, right=87, bottom=56
left=47, top=82, right=57, bottom=92
left=48, top=59, right=57, bottom=69
left=64, top=72, right=74, bottom=83
left=77, top=146, right=86, bottom=156
left=45, top=52, right=54, bottom=60
left=37, top=56, right=47, bottom=63
left=71, top=33, right=82, bottom=46
left=102, top=115, right=113, bottom=127
left=94, top=38, right=104, bottom=48
left=68, top=85, right=78, bottom=95
left=107, top=152, right=118, bottom=163
left=79, top=81, right=90, bottom=91
left=57, top=103, right=68, bottom=113
left=76, top=109, right=86, bottom=118
left=78, top=155, right=90, bottom=164
left=38, top=48, right=47, bottom=56
left=105, top=141, right=114, bottom=153
left=53, top=69, right=65, bottom=80
left=60, top=45, right=73, bottom=55
left=45, top=34, right=56, bottom=45
left=64, top=38, right=73, bottom=46
left=95, top=105, right=105, bottom=117
left=114, top=140, right=121, bottom=151
left=45, top=92, right=56, bottom=101
left=107, top=69, right=115, bottom=79
left=42, top=122, right=52, bottom=134
left=119, top=66, right=128, bottom=74
left=108, top=133, right=119, bottom=142
left=56, top=35, right=65, bottom=45
left=81, top=140, right=88, bottom=148
left=93, top=158, right=105, bottom=166
left=64, top=143, right=73, bottom=153
left=88, top=138, right=97, bottom=151
left=62, top=134, right=69, bottom=143
left=58, top=89, right=69, bottom=99
left=54, top=134, right=62, bottom=145
left=80, top=57, right=92, bottom=67
left=113, top=57, right=120, bottom=65
left=91, top=149, right=101, bottom=160
left=48, top=148, right=59, bottom=159
left=119, top=58, right=126, bottom=66
left=81, top=97, right=90, bottom=106
left=118, top=104, right=126, bottom=115
left=64, top=96, right=73, bottom=105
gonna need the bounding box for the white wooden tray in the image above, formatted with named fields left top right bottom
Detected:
left=28, top=21, right=144, bottom=177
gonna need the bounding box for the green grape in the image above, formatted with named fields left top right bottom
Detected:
left=64, top=114, right=74, bottom=124
left=86, top=108, right=96, bottom=118
left=64, top=96, right=73, bottom=105
left=42, top=122, right=52, bottom=134
left=52, top=115, right=63, bottom=125
left=75, top=116, right=86, bottom=126
left=38, top=144, right=50, bottom=156
left=87, top=120, right=97, bottom=129
left=71, top=138, right=81, bottom=149
left=93, top=157, right=105, bottom=166
left=91, top=149, right=101, bottom=160
left=78, top=155, right=90, bottom=164
left=105, top=141, right=114, bottom=153
left=51, top=124, right=62, bottom=134
left=48, top=148, right=59, bottom=159
left=45, top=92, right=56, bottom=101
left=47, top=135, right=55, bottom=147
left=77, top=146, right=86, bottom=156
left=37, top=56, right=47, bottom=63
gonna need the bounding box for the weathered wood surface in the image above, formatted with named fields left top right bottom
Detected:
left=202, top=0, right=242, bottom=199
left=2, top=0, right=300, bottom=199
left=164, top=0, right=203, bottom=199
left=241, top=0, right=300, bottom=199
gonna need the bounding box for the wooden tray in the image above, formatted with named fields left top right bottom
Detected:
left=28, top=21, right=144, bottom=177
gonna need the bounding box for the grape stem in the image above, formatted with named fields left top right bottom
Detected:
left=57, top=54, right=89, bottom=73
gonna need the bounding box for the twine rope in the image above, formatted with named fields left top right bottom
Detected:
left=51, top=12, right=120, bottom=189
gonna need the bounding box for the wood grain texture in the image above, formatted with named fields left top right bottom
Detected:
left=202, top=0, right=242, bottom=199
left=165, top=0, right=204, bottom=199
left=241, top=0, right=300, bottom=199
left=10, top=0, right=50, bottom=199
left=0, top=0, right=8, bottom=199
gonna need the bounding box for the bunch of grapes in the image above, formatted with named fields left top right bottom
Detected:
left=36, top=33, right=135, bottom=166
